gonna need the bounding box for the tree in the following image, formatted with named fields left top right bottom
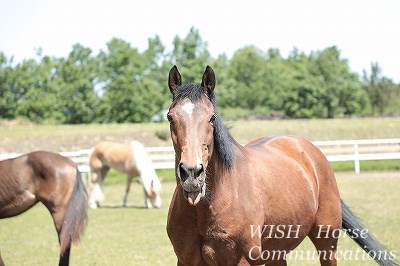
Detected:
left=170, top=27, right=211, bottom=83
left=1, top=29, right=397, bottom=123
left=98, top=38, right=163, bottom=123
left=228, top=46, right=266, bottom=110
left=142, top=35, right=171, bottom=110
left=14, top=56, right=59, bottom=122
left=0, top=53, right=16, bottom=119
left=56, top=44, right=100, bottom=124
left=210, top=54, right=236, bottom=108
left=281, top=49, right=326, bottom=118
left=362, top=62, right=395, bottom=115
left=261, top=48, right=296, bottom=112
left=310, top=46, right=368, bottom=118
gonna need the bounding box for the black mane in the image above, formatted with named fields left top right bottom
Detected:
left=172, top=83, right=236, bottom=170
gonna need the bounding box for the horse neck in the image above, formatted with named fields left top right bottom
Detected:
left=206, top=143, right=243, bottom=200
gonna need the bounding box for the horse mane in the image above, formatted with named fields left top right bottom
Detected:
left=130, top=141, right=161, bottom=194
left=172, top=83, right=237, bottom=170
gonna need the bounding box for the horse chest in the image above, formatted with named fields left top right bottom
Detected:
left=200, top=229, right=240, bottom=265
left=196, top=207, right=251, bottom=264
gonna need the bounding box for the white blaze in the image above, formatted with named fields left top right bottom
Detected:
left=181, top=101, right=195, bottom=116
left=181, top=101, right=202, bottom=166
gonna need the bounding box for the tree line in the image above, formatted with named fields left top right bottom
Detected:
left=1, top=28, right=399, bottom=124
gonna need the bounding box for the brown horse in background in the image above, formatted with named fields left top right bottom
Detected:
left=0, top=151, right=88, bottom=266
left=166, top=66, right=397, bottom=265
left=88, top=141, right=162, bottom=209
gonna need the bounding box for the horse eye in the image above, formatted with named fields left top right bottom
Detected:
left=209, top=114, right=216, bottom=125
left=167, top=114, right=173, bottom=123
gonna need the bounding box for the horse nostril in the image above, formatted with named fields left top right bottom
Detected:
left=179, top=163, right=189, bottom=182
left=179, top=163, right=204, bottom=181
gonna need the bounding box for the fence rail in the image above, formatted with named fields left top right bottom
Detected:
left=1, top=138, right=399, bottom=174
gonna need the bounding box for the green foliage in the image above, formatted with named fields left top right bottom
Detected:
left=170, top=27, right=211, bottom=84
left=0, top=29, right=398, bottom=124
left=362, top=62, right=399, bottom=115
left=0, top=53, right=18, bottom=119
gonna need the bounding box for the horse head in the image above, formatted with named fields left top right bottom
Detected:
left=167, top=65, right=218, bottom=206
left=145, top=178, right=162, bottom=208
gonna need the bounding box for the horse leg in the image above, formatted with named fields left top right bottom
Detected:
left=122, top=175, right=133, bottom=207
left=308, top=201, right=341, bottom=266
left=308, top=228, right=338, bottom=266
left=59, top=246, right=70, bottom=266
left=51, top=206, right=71, bottom=266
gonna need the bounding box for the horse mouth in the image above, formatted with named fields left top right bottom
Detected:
left=183, top=185, right=205, bottom=206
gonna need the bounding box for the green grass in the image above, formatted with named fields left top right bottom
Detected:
left=1, top=118, right=399, bottom=153
left=1, top=172, right=399, bottom=265
left=331, top=160, right=400, bottom=172
left=1, top=118, right=399, bottom=172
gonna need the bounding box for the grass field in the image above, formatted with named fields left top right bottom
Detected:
left=0, top=171, right=399, bottom=266
left=1, top=117, right=399, bottom=172
left=0, top=118, right=399, bottom=264
left=0, top=117, right=399, bottom=153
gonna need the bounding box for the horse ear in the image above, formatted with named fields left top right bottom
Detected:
left=201, top=65, right=216, bottom=95
left=168, top=65, right=182, bottom=94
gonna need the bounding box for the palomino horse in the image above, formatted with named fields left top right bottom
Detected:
left=88, top=141, right=161, bottom=209
left=0, top=151, right=88, bottom=266
left=166, top=66, right=397, bottom=266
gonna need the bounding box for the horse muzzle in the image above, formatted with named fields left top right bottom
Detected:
left=178, top=162, right=206, bottom=206
left=182, top=182, right=206, bottom=206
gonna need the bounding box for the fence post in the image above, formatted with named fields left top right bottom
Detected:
left=354, top=143, right=360, bottom=174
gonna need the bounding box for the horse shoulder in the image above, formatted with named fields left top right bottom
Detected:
left=0, top=155, right=38, bottom=218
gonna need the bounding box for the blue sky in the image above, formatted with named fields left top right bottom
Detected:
left=1, top=0, right=399, bottom=81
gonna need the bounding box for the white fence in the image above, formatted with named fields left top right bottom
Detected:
left=313, top=138, right=400, bottom=173
left=0, top=138, right=399, bottom=174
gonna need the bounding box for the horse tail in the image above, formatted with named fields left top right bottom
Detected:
left=341, top=200, right=398, bottom=266
left=59, top=168, right=88, bottom=255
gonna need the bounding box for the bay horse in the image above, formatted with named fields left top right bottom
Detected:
left=88, top=141, right=161, bottom=209
left=166, top=66, right=398, bottom=265
left=0, top=151, right=88, bottom=266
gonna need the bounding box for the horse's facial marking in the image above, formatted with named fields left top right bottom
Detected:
left=181, top=101, right=195, bottom=117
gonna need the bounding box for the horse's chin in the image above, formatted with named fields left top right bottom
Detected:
left=183, top=184, right=206, bottom=206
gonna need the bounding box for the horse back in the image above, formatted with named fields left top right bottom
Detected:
left=90, top=142, right=138, bottom=176
left=0, top=151, right=77, bottom=218
left=245, top=135, right=340, bottom=205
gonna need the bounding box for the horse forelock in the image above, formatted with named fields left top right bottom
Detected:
left=172, top=83, right=215, bottom=102
left=172, top=83, right=236, bottom=171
